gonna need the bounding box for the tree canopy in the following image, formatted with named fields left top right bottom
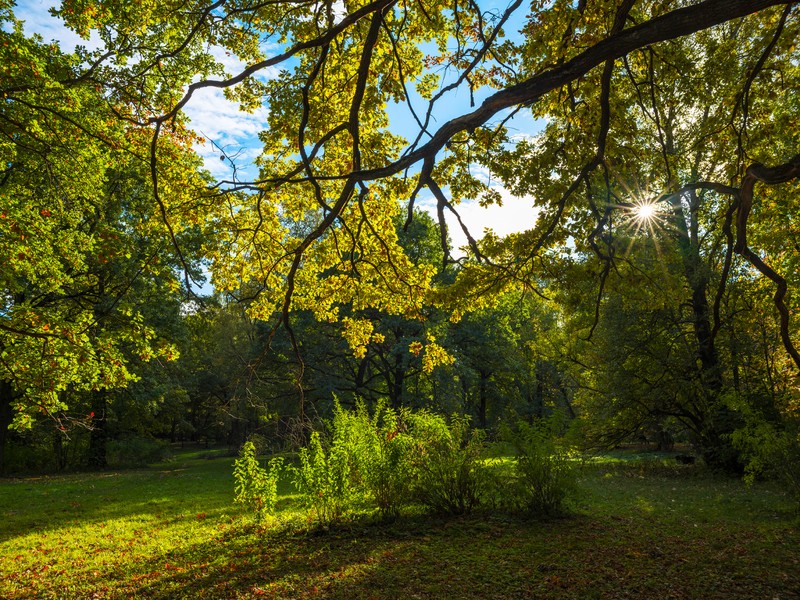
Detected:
left=1, top=0, right=800, bottom=463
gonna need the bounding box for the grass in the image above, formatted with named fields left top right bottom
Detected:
left=1, top=449, right=798, bottom=599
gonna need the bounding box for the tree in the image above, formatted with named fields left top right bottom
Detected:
left=0, top=7, right=211, bottom=437
left=448, top=293, right=566, bottom=430
left=5, top=0, right=800, bottom=459
left=30, top=0, right=792, bottom=355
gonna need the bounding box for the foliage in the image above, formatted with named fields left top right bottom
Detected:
left=291, top=405, right=491, bottom=521
left=293, top=429, right=359, bottom=525
left=17, top=0, right=794, bottom=408
left=336, top=401, right=416, bottom=519
left=501, top=418, right=577, bottom=516
left=0, top=7, right=211, bottom=430
left=233, top=441, right=284, bottom=522
left=291, top=401, right=415, bottom=522
left=728, top=391, right=800, bottom=505
left=407, top=412, right=487, bottom=515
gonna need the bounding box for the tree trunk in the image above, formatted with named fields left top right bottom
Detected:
left=0, top=380, right=16, bottom=475
left=671, top=192, right=739, bottom=470
left=87, top=391, right=108, bottom=469
left=531, top=361, right=545, bottom=420
left=390, top=352, right=405, bottom=409
left=477, top=370, right=489, bottom=429
left=53, top=430, right=68, bottom=471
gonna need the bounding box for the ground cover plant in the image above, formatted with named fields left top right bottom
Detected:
left=1, top=447, right=797, bottom=599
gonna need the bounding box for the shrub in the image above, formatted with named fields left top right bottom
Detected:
left=293, top=430, right=358, bottom=525
left=731, top=419, right=800, bottom=504
left=501, top=418, right=576, bottom=516
left=292, top=401, right=418, bottom=523
left=334, top=401, right=416, bottom=519
left=233, top=441, right=283, bottom=522
left=291, top=404, right=491, bottom=523
left=407, top=412, right=486, bottom=515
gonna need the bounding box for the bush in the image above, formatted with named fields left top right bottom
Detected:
left=344, top=402, right=415, bottom=519
left=407, top=412, right=486, bottom=515
left=731, top=419, right=800, bottom=504
left=501, top=418, right=576, bottom=516
left=290, top=404, right=490, bottom=523
left=293, top=429, right=358, bottom=525
left=287, top=405, right=572, bottom=524
left=233, top=441, right=284, bottom=522
left=292, top=401, right=418, bottom=524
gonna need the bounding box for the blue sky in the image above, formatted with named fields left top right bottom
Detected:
left=12, top=0, right=543, bottom=254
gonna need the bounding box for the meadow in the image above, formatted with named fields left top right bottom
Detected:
left=1, top=448, right=798, bottom=599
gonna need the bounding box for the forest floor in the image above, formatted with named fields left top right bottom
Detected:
left=0, top=448, right=798, bottom=599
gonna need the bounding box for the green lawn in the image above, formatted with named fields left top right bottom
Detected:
left=1, top=450, right=797, bottom=599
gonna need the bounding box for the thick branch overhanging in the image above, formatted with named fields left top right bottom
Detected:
left=736, top=154, right=800, bottom=370
left=356, top=0, right=792, bottom=182
left=148, top=0, right=792, bottom=188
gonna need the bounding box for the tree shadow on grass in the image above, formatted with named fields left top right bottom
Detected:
left=3, top=460, right=799, bottom=599
left=91, top=512, right=800, bottom=600
left=105, top=515, right=547, bottom=599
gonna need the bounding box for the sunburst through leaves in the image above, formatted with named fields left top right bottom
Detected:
left=615, top=194, right=671, bottom=264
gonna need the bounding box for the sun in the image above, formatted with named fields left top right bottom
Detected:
left=633, top=201, right=658, bottom=223
left=616, top=197, right=671, bottom=261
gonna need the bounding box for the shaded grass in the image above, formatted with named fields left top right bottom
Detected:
left=1, top=450, right=798, bottom=599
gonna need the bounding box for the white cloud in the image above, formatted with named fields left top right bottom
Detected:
left=205, top=44, right=280, bottom=82
left=183, top=87, right=269, bottom=182
left=14, top=0, right=102, bottom=50
left=331, top=0, right=348, bottom=23
left=184, top=43, right=287, bottom=181
left=419, top=185, right=540, bottom=256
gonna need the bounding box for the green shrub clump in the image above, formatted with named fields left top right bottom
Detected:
left=731, top=419, right=800, bottom=505
left=407, top=412, right=486, bottom=515
left=233, top=441, right=283, bottom=522
left=293, top=429, right=358, bottom=525
left=501, top=418, right=577, bottom=516
left=347, top=403, right=415, bottom=519
left=292, top=402, right=415, bottom=522
left=292, top=403, right=489, bottom=524
left=244, top=404, right=579, bottom=527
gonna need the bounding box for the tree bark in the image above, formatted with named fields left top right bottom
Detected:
left=87, top=391, right=108, bottom=469
left=390, top=352, right=405, bottom=409
left=0, top=380, right=16, bottom=475
left=477, top=370, right=489, bottom=430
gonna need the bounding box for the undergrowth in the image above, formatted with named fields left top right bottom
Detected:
left=262, top=404, right=579, bottom=527
left=1, top=447, right=797, bottom=600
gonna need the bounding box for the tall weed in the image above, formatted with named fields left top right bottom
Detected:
left=292, top=402, right=416, bottom=522
left=233, top=441, right=283, bottom=522
left=352, top=402, right=415, bottom=519
left=293, top=430, right=357, bottom=525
